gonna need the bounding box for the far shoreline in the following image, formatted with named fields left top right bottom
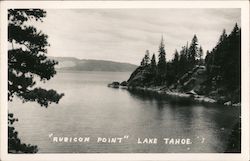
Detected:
left=56, top=69, right=135, bottom=73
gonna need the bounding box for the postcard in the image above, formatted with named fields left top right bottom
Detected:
left=0, top=1, right=249, bottom=161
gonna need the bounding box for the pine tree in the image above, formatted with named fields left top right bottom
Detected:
left=188, top=35, right=198, bottom=67
left=8, top=9, right=64, bottom=153
left=198, top=46, right=203, bottom=65
left=205, top=23, right=241, bottom=102
left=8, top=9, right=64, bottom=106
left=140, top=57, right=145, bottom=67
left=140, top=50, right=150, bottom=67
left=149, top=53, right=157, bottom=81
left=219, top=29, right=227, bottom=44
left=179, top=46, right=189, bottom=76
left=172, top=50, right=179, bottom=73
left=222, top=23, right=240, bottom=91
left=151, top=53, right=157, bottom=70
left=157, top=37, right=167, bottom=84
left=171, top=49, right=180, bottom=81
left=185, top=41, right=189, bottom=57
left=144, top=50, right=150, bottom=66
left=173, top=50, right=179, bottom=63
left=205, top=50, right=211, bottom=67
left=232, top=23, right=239, bottom=34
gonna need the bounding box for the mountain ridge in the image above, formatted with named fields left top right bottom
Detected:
left=50, top=56, right=138, bottom=72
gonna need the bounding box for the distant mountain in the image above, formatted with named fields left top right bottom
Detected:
left=50, top=57, right=138, bottom=72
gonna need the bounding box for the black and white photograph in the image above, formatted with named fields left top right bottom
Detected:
left=1, top=1, right=249, bottom=160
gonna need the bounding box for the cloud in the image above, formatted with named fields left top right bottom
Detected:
left=35, top=8, right=240, bottom=64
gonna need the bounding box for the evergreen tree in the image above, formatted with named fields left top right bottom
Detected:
left=198, top=46, right=203, bottom=65
left=205, top=23, right=241, bottom=102
left=205, top=50, right=211, bottom=69
left=140, top=50, right=150, bottom=67
left=185, top=41, right=189, bottom=57
left=149, top=53, right=157, bottom=82
left=140, top=57, right=145, bottom=67
left=188, top=35, right=198, bottom=67
left=221, top=23, right=240, bottom=91
left=157, top=37, right=167, bottom=84
left=179, top=46, right=189, bottom=77
left=8, top=9, right=64, bottom=153
left=172, top=50, right=179, bottom=75
left=214, top=29, right=228, bottom=68
left=150, top=53, right=157, bottom=71
left=171, top=49, right=180, bottom=82
left=144, top=50, right=150, bottom=66
left=173, top=50, right=179, bottom=64
left=219, top=29, right=227, bottom=44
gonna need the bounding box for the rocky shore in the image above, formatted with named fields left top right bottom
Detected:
left=107, top=82, right=240, bottom=107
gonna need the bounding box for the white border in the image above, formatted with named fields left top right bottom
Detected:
left=0, top=1, right=249, bottom=161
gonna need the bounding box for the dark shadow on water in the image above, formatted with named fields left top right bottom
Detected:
left=127, top=89, right=199, bottom=133
left=126, top=88, right=241, bottom=153
left=224, top=121, right=241, bottom=153
left=127, top=89, right=193, bottom=106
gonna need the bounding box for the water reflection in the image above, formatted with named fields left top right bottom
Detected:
left=127, top=89, right=241, bottom=153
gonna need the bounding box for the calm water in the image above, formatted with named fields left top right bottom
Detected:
left=9, top=71, right=241, bottom=153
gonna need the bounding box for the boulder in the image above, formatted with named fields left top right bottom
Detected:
left=107, top=81, right=120, bottom=88
left=232, top=102, right=241, bottom=107
left=224, top=101, right=232, bottom=106
left=120, top=81, right=128, bottom=86
left=186, top=90, right=197, bottom=95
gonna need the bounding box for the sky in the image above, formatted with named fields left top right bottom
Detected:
left=35, top=9, right=240, bottom=65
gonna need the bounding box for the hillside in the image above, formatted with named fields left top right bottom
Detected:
left=50, top=57, right=137, bottom=72
left=119, top=24, right=241, bottom=105
left=127, top=65, right=208, bottom=94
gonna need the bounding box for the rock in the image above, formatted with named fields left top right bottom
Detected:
left=186, top=90, right=197, bottom=95
left=217, top=96, right=227, bottom=104
left=125, top=64, right=238, bottom=106
left=157, top=90, right=165, bottom=94
left=199, top=65, right=206, bottom=70
left=232, top=102, right=241, bottom=107
left=194, top=96, right=217, bottom=103
left=224, top=101, right=232, bottom=106
left=120, top=81, right=128, bottom=86
left=107, top=81, right=120, bottom=88
left=127, top=66, right=153, bottom=87
left=120, top=86, right=128, bottom=89
left=165, top=91, right=190, bottom=98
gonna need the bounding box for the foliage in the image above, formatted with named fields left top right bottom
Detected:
left=129, top=23, right=240, bottom=103
left=150, top=53, right=157, bottom=79
left=157, top=37, right=167, bottom=84
left=188, top=35, right=199, bottom=67
left=172, top=50, right=180, bottom=79
left=140, top=50, right=150, bottom=67
left=178, top=45, right=189, bottom=77
left=127, top=23, right=241, bottom=153
left=198, top=46, right=203, bottom=65
left=8, top=9, right=64, bottom=153
left=130, top=35, right=200, bottom=87
left=8, top=9, right=64, bottom=106
left=8, top=113, right=38, bottom=153
left=205, top=24, right=241, bottom=102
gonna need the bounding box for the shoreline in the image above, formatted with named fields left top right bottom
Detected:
left=108, top=84, right=241, bottom=107
left=128, top=86, right=217, bottom=104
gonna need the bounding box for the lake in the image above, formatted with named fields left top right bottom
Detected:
left=9, top=71, right=241, bottom=153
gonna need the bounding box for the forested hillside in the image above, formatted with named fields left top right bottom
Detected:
left=127, top=24, right=241, bottom=104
